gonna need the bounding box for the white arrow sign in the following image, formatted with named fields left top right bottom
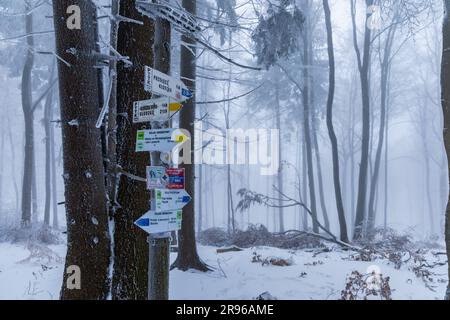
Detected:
left=133, top=98, right=182, bottom=123
left=135, top=129, right=188, bottom=152
left=155, top=189, right=191, bottom=211
left=144, top=66, right=193, bottom=102
left=134, top=210, right=182, bottom=234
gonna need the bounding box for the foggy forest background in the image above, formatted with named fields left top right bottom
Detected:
left=0, top=0, right=449, bottom=300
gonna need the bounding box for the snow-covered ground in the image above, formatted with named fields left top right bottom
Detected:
left=0, top=242, right=447, bottom=300
left=171, top=246, right=448, bottom=300
left=0, top=243, right=66, bottom=300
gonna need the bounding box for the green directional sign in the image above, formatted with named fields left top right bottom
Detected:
left=135, top=129, right=187, bottom=152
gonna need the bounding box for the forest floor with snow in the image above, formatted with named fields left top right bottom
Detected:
left=171, top=245, right=448, bottom=300
left=0, top=234, right=448, bottom=300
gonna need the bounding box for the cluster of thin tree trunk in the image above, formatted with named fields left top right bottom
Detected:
left=4, top=1, right=60, bottom=230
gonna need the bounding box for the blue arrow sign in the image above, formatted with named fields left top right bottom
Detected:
left=182, top=88, right=193, bottom=99
left=135, top=218, right=150, bottom=227
left=134, top=210, right=183, bottom=234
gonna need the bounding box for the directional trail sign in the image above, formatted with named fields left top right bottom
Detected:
left=135, top=129, right=188, bottom=152
left=144, top=66, right=193, bottom=102
left=136, top=0, right=202, bottom=34
left=133, top=98, right=182, bottom=123
left=147, top=167, right=185, bottom=190
left=135, top=210, right=182, bottom=234
left=155, top=189, right=191, bottom=211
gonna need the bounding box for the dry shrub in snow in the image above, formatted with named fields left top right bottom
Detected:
left=18, top=242, right=63, bottom=265
left=347, top=228, right=415, bottom=269
left=251, top=251, right=294, bottom=267
left=197, top=228, right=229, bottom=247
left=341, top=270, right=392, bottom=300
left=198, top=225, right=274, bottom=247
left=1, top=224, right=63, bottom=245
left=198, top=225, right=325, bottom=250
left=232, top=225, right=273, bottom=247
left=408, top=251, right=446, bottom=292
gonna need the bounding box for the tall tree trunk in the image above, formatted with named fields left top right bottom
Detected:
left=312, top=118, right=330, bottom=231
left=351, top=0, right=373, bottom=241
left=423, top=124, right=436, bottom=236
left=95, top=34, right=107, bottom=187
left=342, top=153, right=349, bottom=223
left=275, top=84, right=285, bottom=233
left=301, top=135, right=309, bottom=230
left=303, top=61, right=318, bottom=234
left=50, top=99, right=59, bottom=229
left=210, top=165, right=216, bottom=228
left=350, top=76, right=356, bottom=233
left=6, top=116, right=20, bottom=213
left=106, top=0, right=119, bottom=296
left=383, top=111, right=389, bottom=232
left=198, top=163, right=203, bottom=234
left=31, top=153, right=38, bottom=223
left=112, top=0, right=154, bottom=299
left=21, top=2, right=35, bottom=227
left=52, top=0, right=111, bottom=299
left=107, top=1, right=119, bottom=217
left=441, top=0, right=450, bottom=300
left=367, top=24, right=396, bottom=238
left=172, top=0, right=209, bottom=272
left=302, top=1, right=319, bottom=233
left=440, top=154, right=447, bottom=233
left=200, top=76, right=210, bottom=230
left=43, top=70, right=55, bottom=226
left=307, top=9, right=330, bottom=231
left=227, top=163, right=236, bottom=233
left=198, top=76, right=207, bottom=233
left=323, top=0, right=349, bottom=242
left=224, top=48, right=235, bottom=234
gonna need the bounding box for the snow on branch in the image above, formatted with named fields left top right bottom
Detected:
left=136, top=0, right=261, bottom=71
left=96, top=70, right=116, bottom=129
left=0, top=30, right=54, bottom=42
left=0, top=0, right=46, bottom=17
left=197, top=82, right=264, bottom=104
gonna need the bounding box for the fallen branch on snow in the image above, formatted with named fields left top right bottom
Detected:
left=217, top=246, right=244, bottom=254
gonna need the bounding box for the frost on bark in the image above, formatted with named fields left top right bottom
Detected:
left=111, top=0, right=154, bottom=299
left=52, top=0, right=110, bottom=300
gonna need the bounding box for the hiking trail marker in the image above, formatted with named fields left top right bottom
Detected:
left=144, top=66, right=193, bottom=102
left=155, top=189, right=191, bottom=212
left=135, top=210, right=182, bottom=235
left=135, top=128, right=188, bottom=152
left=133, top=98, right=182, bottom=123
left=136, top=0, right=202, bottom=34
left=146, top=167, right=185, bottom=190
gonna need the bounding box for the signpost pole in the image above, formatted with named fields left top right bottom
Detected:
left=148, top=151, right=172, bottom=300
left=148, top=235, right=170, bottom=300
left=134, top=1, right=193, bottom=300
left=147, top=10, right=172, bottom=301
